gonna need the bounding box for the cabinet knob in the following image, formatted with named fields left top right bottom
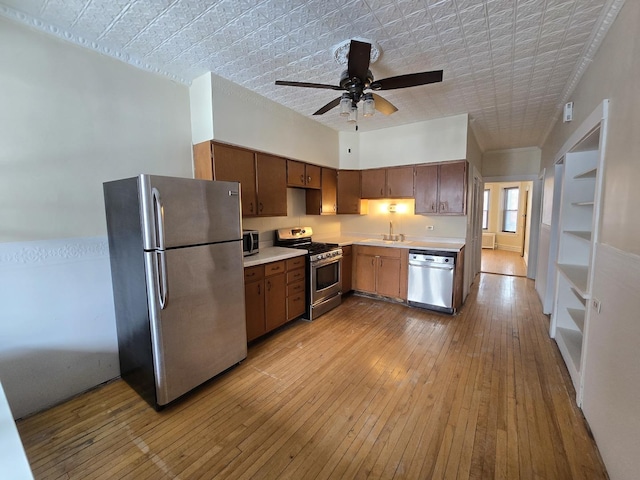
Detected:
left=257, top=284, right=261, bottom=294
left=380, top=188, right=384, bottom=195
left=259, top=202, right=264, bottom=213
left=441, top=202, right=446, bottom=211
left=308, top=176, right=312, bottom=183
left=300, top=174, right=304, bottom=183
left=333, top=204, right=336, bottom=212
left=431, top=203, right=435, bottom=212
left=250, top=202, right=254, bottom=213
left=267, top=280, right=271, bottom=291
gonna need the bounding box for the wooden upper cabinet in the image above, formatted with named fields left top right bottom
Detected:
left=306, top=167, right=337, bottom=215
left=213, top=144, right=258, bottom=217
left=361, top=166, right=414, bottom=198
left=386, top=166, right=414, bottom=198
left=287, top=160, right=321, bottom=189
left=256, top=153, right=287, bottom=217
left=337, top=169, right=361, bottom=214
left=414, top=161, right=467, bottom=215
left=414, top=164, right=439, bottom=214
left=438, top=161, right=467, bottom=214
left=361, top=168, right=386, bottom=198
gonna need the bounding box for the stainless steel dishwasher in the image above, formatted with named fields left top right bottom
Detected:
left=407, top=250, right=456, bottom=314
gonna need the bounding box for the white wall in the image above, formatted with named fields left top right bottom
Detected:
left=356, top=114, right=469, bottom=169
left=190, top=73, right=339, bottom=168
left=482, top=147, right=541, bottom=178
left=0, top=18, right=193, bottom=418
left=536, top=1, right=640, bottom=478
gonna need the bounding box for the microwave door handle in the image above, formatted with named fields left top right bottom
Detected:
left=252, top=234, right=259, bottom=252
left=152, top=187, right=165, bottom=250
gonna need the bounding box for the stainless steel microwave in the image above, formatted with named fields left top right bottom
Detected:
left=242, top=230, right=259, bottom=256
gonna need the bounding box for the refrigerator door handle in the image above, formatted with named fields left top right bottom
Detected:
left=156, top=250, right=168, bottom=309
left=152, top=187, right=166, bottom=250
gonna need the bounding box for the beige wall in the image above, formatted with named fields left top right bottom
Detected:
left=0, top=18, right=192, bottom=243
left=537, top=2, right=640, bottom=479
left=482, top=147, right=541, bottom=178
left=190, top=72, right=339, bottom=168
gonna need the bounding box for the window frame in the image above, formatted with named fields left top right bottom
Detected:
left=502, top=187, right=519, bottom=233
left=482, top=189, right=489, bottom=230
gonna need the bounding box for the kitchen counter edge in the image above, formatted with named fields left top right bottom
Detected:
left=243, top=247, right=306, bottom=268
left=317, top=236, right=464, bottom=253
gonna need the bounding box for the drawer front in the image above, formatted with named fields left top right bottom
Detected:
left=287, top=267, right=305, bottom=284
left=287, top=279, right=305, bottom=296
left=287, top=290, right=306, bottom=320
left=265, top=260, right=286, bottom=276
left=286, top=256, right=306, bottom=270
left=244, top=265, right=264, bottom=282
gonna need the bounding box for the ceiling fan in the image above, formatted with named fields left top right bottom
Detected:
left=275, top=39, right=443, bottom=119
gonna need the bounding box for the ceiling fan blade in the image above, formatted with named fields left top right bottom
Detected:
left=372, top=94, right=398, bottom=115
left=347, top=40, right=371, bottom=82
left=373, top=70, right=443, bottom=90
left=275, top=80, right=342, bottom=90
left=313, top=97, right=342, bottom=115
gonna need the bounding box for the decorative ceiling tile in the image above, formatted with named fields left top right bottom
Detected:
left=0, top=0, right=625, bottom=151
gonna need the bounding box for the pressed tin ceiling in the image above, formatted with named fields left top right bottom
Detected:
left=0, top=0, right=625, bottom=151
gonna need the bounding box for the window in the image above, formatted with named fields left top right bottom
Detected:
left=482, top=189, right=489, bottom=229
left=503, top=187, right=519, bottom=233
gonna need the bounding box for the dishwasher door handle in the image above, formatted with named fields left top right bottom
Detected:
left=409, top=262, right=454, bottom=271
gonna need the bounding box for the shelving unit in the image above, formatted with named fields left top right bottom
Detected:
left=550, top=117, right=606, bottom=405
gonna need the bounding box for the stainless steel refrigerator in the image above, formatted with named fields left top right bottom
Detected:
left=103, top=174, right=247, bottom=408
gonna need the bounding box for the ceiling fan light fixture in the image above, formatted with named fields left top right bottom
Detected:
left=363, top=93, right=375, bottom=117
left=348, top=103, right=358, bottom=123
left=339, top=93, right=351, bottom=116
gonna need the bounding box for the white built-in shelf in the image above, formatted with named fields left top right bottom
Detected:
left=574, top=167, right=597, bottom=180
left=557, top=327, right=583, bottom=373
left=570, top=287, right=587, bottom=306
left=557, top=263, right=589, bottom=298
left=567, top=307, right=586, bottom=332
left=571, top=201, right=594, bottom=207
left=565, top=230, right=592, bottom=242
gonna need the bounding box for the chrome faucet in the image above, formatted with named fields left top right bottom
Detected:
left=389, top=221, right=393, bottom=236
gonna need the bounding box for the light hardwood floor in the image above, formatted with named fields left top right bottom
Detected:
left=481, top=249, right=528, bottom=277
left=17, top=274, right=607, bottom=479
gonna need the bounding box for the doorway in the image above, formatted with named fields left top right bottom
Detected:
left=480, top=181, right=533, bottom=277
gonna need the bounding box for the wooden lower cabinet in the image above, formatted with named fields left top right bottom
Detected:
left=244, top=256, right=306, bottom=342
left=341, top=245, right=353, bottom=293
left=353, top=245, right=408, bottom=301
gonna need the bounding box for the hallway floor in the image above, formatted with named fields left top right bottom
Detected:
left=481, top=248, right=528, bottom=277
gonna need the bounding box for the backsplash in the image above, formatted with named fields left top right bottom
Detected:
left=242, top=189, right=467, bottom=246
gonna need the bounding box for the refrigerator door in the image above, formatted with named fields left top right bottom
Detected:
left=145, top=240, right=247, bottom=405
left=139, top=175, right=242, bottom=250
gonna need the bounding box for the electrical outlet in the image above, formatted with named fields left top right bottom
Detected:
left=426, top=225, right=434, bottom=231
left=592, top=298, right=601, bottom=313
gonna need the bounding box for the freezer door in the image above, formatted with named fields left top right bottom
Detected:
left=139, top=175, right=242, bottom=250
left=145, top=240, right=247, bottom=405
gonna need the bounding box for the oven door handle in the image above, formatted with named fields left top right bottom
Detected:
left=312, top=255, right=343, bottom=268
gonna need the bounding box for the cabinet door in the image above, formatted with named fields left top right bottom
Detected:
left=439, top=161, right=467, bottom=214
left=213, top=144, right=257, bottom=217
left=321, top=168, right=337, bottom=214
left=386, top=166, right=414, bottom=198
left=256, top=153, right=287, bottom=216
left=376, top=256, right=401, bottom=298
left=414, top=164, right=439, bottom=214
left=341, top=246, right=353, bottom=292
left=265, top=273, right=286, bottom=331
left=245, top=280, right=265, bottom=342
left=354, top=252, right=377, bottom=293
left=361, top=168, right=386, bottom=198
left=287, top=160, right=306, bottom=188
left=305, top=164, right=321, bottom=189
left=287, top=280, right=306, bottom=320
left=337, top=170, right=361, bottom=214
left=193, top=142, right=214, bottom=181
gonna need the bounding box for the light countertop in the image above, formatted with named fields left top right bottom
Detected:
left=315, top=235, right=464, bottom=253
left=243, top=246, right=306, bottom=267
left=0, top=383, right=34, bottom=479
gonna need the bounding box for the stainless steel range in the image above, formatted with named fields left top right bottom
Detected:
left=275, top=227, right=342, bottom=320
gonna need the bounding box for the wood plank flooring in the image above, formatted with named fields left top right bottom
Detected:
left=17, top=274, right=607, bottom=479
left=481, top=249, right=528, bottom=277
